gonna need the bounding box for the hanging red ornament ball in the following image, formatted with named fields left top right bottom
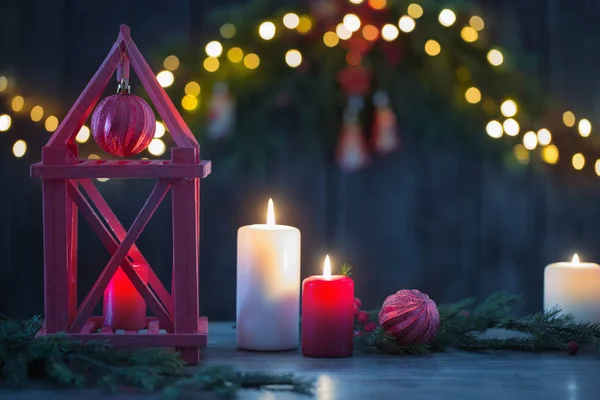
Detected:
left=91, top=87, right=156, bottom=157
left=567, top=341, right=579, bottom=356
left=378, top=289, right=440, bottom=345
left=363, top=322, right=377, bottom=333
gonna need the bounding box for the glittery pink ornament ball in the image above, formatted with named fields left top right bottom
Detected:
left=91, top=93, right=156, bottom=157
left=378, top=289, right=440, bottom=345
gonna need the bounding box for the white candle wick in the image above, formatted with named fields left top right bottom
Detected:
left=323, top=255, right=332, bottom=280
left=572, top=253, right=580, bottom=265
left=267, top=198, right=276, bottom=226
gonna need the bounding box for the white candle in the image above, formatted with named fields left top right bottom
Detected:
left=544, top=254, right=600, bottom=323
left=237, top=199, right=301, bottom=350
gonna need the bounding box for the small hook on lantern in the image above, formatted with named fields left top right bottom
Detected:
left=117, top=78, right=131, bottom=94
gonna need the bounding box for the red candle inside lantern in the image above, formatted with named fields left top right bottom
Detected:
left=302, top=255, right=354, bottom=357
left=103, top=263, right=148, bottom=330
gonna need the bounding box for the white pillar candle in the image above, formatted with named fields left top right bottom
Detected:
left=544, top=254, right=600, bottom=323
left=237, top=199, right=301, bottom=350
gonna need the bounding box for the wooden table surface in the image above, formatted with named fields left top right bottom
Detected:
left=3, top=322, right=600, bottom=399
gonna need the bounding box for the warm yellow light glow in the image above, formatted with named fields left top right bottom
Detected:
left=487, top=49, right=504, bottom=66
left=267, top=198, right=275, bottom=225
left=572, top=254, right=580, bottom=264
left=438, top=9, right=456, bottom=27
left=259, top=21, right=276, bottom=40
left=0, top=76, right=7, bottom=92
left=503, top=119, right=519, bottom=136
left=283, top=13, right=300, bottom=29
left=285, top=49, right=302, bottom=68
left=148, top=138, right=166, bottom=156
left=11, top=96, right=24, bottom=112
left=381, top=24, right=399, bottom=41
left=362, top=25, right=379, bottom=41
left=244, top=53, right=260, bottom=69
left=13, top=140, right=26, bottom=158
left=349, top=0, right=364, bottom=3
left=500, top=100, right=517, bottom=117
left=297, top=16, right=313, bottom=33
left=228, top=47, right=244, bottom=63
left=203, top=57, right=220, bottom=72
left=572, top=153, right=585, bottom=170
left=154, top=121, right=166, bottom=138
left=323, top=31, right=339, bottom=47
left=182, top=95, right=199, bottom=111
left=45, top=115, right=59, bottom=132
left=578, top=119, right=591, bottom=137
left=163, top=55, right=180, bottom=71
left=486, top=120, right=503, bottom=138
left=542, top=144, right=559, bottom=164
left=87, top=154, right=100, bottom=160
left=595, top=160, right=600, bottom=177
left=470, top=15, right=485, bottom=31
left=537, top=128, right=552, bottom=146
left=156, top=70, right=174, bottom=87
left=461, top=26, right=478, bottom=42
left=513, top=144, right=530, bottom=164
left=97, top=178, right=110, bottom=183
left=562, top=111, right=575, bottom=127
left=523, top=131, right=538, bottom=150
left=343, top=14, right=361, bottom=32
left=75, top=125, right=90, bottom=143
left=205, top=41, right=223, bottom=57
left=407, top=3, right=423, bottom=19
left=336, top=23, right=352, bottom=40
left=184, top=81, right=201, bottom=96
left=323, top=255, right=332, bottom=279
left=0, top=114, right=11, bottom=132
left=465, top=87, right=481, bottom=104
left=425, top=39, right=441, bottom=56
left=220, top=23, right=236, bottom=38
left=30, top=105, right=44, bottom=122
left=368, top=0, right=386, bottom=10
left=398, top=15, right=416, bottom=33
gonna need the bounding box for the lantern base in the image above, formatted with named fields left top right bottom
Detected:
left=36, top=316, right=208, bottom=364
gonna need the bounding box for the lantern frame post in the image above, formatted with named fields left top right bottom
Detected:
left=30, top=25, right=210, bottom=364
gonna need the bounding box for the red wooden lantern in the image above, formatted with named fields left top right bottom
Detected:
left=30, top=25, right=211, bottom=364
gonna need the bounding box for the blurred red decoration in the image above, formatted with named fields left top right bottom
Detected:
left=567, top=341, right=579, bottom=356
left=363, top=322, right=377, bottom=333
left=378, top=289, right=440, bottom=345
left=371, top=91, right=399, bottom=154
left=357, top=310, right=369, bottom=323
left=337, top=66, right=372, bottom=96
left=91, top=87, right=156, bottom=157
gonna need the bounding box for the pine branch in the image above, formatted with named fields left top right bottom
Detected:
left=355, top=327, right=430, bottom=355
left=340, top=263, right=352, bottom=277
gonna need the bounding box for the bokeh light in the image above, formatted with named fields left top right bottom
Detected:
left=486, top=120, right=503, bottom=138
left=0, top=114, right=11, bottom=131
left=425, top=39, right=441, bottom=56
left=285, top=50, right=302, bottom=68
left=595, top=160, right=600, bottom=176
left=398, top=16, right=416, bottom=33
left=461, top=26, right=478, bottom=42
left=336, top=24, right=352, bottom=40
left=438, top=9, right=456, bottom=27
left=465, top=87, right=481, bottom=104
left=203, top=57, right=220, bottom=72
left=182, top=95, right=199, bottom=111
left=0, top=76, right=8, bottom=92
left=523, top=131, right=538, bottom=150
left=11, top=96, right=24, bottom=112
left=513, top=144, right=530, bottom=165
left=542, top=144, right=559, bottom=164
left=220, top=23, right=236, bottom=38
left=205, top=41, right=223, bottom=57
left=30, top=105, right=44, bottom=122
left=562, top=111, right=576, bottom=127
left=487, top=49, right=504, bottom=66
left=381, top=24, right=399, bottom=41
left=13, top=140, right=26, bottom=158
left=470, top=16, right=485, bottom=31
left=156, top=70, right=174, bottom=87
left=297, top=16, right=313, bottom=33
left=368, top=0, right=386, bottom=10
left=537, top=128, right=552, bottom=146
left=407, top=3, right=423, bottom=19
left=362, top=25, right=378, bottom=41
left=185, top=82, right=201, bottom=97
left=323, top=31, right=340, bottom=47
left=283, top=13, right=300, bottom=29
left=45, top=115, right=59, bottom=132
left=163, top=55, right=179, bottom=71
left=578, top=119, right=591, bottom=137
left=155, top=121, right=166, bottom=138
left=500, top=100, right=517, bottom=117
left=148, top=139, right=166, bottom=156
left=75, top=125, right=90, bottom=143
left=343, top=14, right=361, bottom=32
left=503, top=119, right=520, bottom=136
left=259, top=22, right=276, bottom=40
left=228, top=47, right=244, bottom=63
left=244, top=53, right=260, bottom=69
left=572, top=153, right=585, bottom=170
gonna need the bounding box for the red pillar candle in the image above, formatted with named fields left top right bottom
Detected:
left=302, top=255, right=354, bottom=357
left=103, top=263, right=148, bottom=330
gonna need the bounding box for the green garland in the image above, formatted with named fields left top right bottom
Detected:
left=355, top=292, right=600, bottom=354
left=0, top=316, right=313, bottom=398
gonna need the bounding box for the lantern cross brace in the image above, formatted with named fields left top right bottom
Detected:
left=67, top=179, right=174, bottom=333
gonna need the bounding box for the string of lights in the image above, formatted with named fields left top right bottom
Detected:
left=0, top=0, right=596, bottom=176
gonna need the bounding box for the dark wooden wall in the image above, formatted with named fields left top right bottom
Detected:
left=1, top=0, right=599, bottom=321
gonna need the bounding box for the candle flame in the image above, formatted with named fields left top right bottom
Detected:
left=323, top=255, right=332, bottom=279
left=572, top=253, right=580, bottom=264
left=267, top=198, right=275, bottom=226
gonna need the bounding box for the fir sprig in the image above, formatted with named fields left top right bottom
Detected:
left=0, top=316, right=314, bottom=398
left=340, top=263, right=353, bottom=277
